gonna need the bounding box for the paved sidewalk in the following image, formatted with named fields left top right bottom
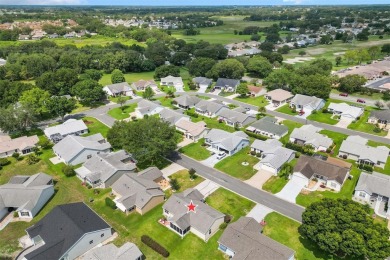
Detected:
left=194, top=180, right=220, bottom=198
left=161, top=163, right=186, bottom=178
left=225, top=94, right=240, bottom=99
left=246, top=204, right=274, bottom=222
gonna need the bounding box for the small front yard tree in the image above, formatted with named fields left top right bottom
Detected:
left=117, top=95, right=126, bottom=112
left=142, top=86, right=154, bottom=100
left=170, top=178, right=180, bottom=191
left=236, top=83, right=249, bottom=97
left=189, top=168, right=196, bottom=180
left=300, top=198, right=390, bottom=259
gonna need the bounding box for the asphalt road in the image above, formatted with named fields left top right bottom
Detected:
left=168, top=152, right=304, bottom=222
left=329, top=93, right=380, bottom=107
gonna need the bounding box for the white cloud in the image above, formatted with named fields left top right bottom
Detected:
left=0, top=0, right=85, bottom=4
left=283, top=0, right=305, bottom=4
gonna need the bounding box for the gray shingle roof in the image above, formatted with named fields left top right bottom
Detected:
left=159, top=108, right=190, bottom=125
left=339, top=136, right=389, bottom=164
left=44, top=119, right=88, bottom=138
left=81, top=242, right=143, bottom=260
left=218, top=217, right=295, bottom=260
left=137, top=167, right=163, bottom=181
left=195, top=99, right=226, bottom=114
left=173, top=95, right=201, bottom=107
left=251, top=139, right=295, bottom=169
left=206, top=129, right=249, bottom=152
left=249, top=117, right=288, bottom=136
left=105, top=82, right=132, bottom=94
left=136, top=99, right=163, bottom=115
left=25, top=202, right=111, bottom=260
left=290, top=125, right=333, bottom=150
left=291, top=94, right=324, bottom=109
left=193, top=77, right=212, bottom=85
left=215, top=78, right=240, bottom=88
left=355, top=172, right=390, bottom=197
left=218, top=109, right=256, bottom=125
left=370, top=110, right=390, bottom=121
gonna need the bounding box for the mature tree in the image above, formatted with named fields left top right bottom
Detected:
left=0, top=80, right=33, bottom=108
left=117, top=95, right=126, bottom=112
left=111, top=69, right=125, bottom=84
left=319, top=34, right=333, bottom=44
left=154, top=65, right=180, bottom=80
left=193, top=44, right=228, bottom=60
left=170, top=52, right=190, bottom=66
left=36, top=68, right=79, bottom=95
left=187, top=57, right=216, bottom=77
left=71, top=79, right=105, bottom=104
left=250, top=34, right=261, bottom=41
left=382, top=43, right=390, bottom=54
left=300, top=199, right=390, bottom=259
left=236, top=83, right=248, bottom=97
left=338, top=74, right=367, bottom=93
left=263, top=68, right=295, bottom=90
left=142, top=87, right=155, bottom=100
left=206, top=59, right=245, bottom=80
left=259, top=42, right=274, bottom=52
left=292, top=74, right=332, bottom=99
left=46, top=96, right=77, bottom=121
left=335, top=56, right=342, bottom=66
left=0, top=105, right=36, bottom=133
left=246, top=56, right=273, bottom=78
left=107, top=117, right=177, bottom=166
left=83, top=69, right=103, bottom=81
left=20, top=53, right=56, bottom=78
left=298, top=51, right=306, bottom=56
left=19, top=88, right=51, bottom=117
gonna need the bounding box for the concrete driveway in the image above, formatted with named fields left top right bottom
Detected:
left=246, top=204, right=274, bottom=222
left=336, top=117, right=354, bottom=128
left=275, top=177, right=306, bottom=203
left=194, top=180, right=220, bottom=198
left=197, top=86, right=208, bottom=93
left=244, top=169, right=274, bottom=190
left=201, top=153, right=226, bottom=167
left=295, top=108, right=312, bottom=119
left=175, top=85, right=184, bottom=92
left=161, top=163, right=186, bottom=178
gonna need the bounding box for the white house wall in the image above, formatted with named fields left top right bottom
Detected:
left=30, top=186, right=55, bottom=217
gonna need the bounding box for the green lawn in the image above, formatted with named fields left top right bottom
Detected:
left=348, top=110, right=387, bottom=136
left=206, top=188, right=255, bottom=221
left=319, top=130, right=348, bottom=155
left=107, top=103, right=137, bottom=120
left=156, top=96, right=175, bottom=109
left=179, top=139, right=211, bottom=160
left=307, top=111, right=339, bottom=125
left=191, top=113, right=236, bottom=133
left=262, top=176, right=289, bottom=194
left=83, top=117, right=110, bottom=138
left=276, top=104, right=297, bottom=115
left=50, top=35, right=144, bottom=48
left=331, top=89, right=383, bottom=101
left=280, top=120, right=303, bottom=144
left=109, top=96, right=131, bottom=103
left=296, top=167, right=361, bottom=207
left=263, top=212, right=350, bottom=260
left=214, top=147, right=259, bottom=180
left=234, top=95, right=268, bottom=107
left=99, top=71, right=155, bottom=86
left=166, top=169, right=204, bottom=197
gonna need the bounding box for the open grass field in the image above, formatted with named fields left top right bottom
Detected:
left=234, top=95, right=268, bottom=107
left=214, top=147, right=259, bottom=180
left=107, top=103, right=137, bottom=120
left=50, top=35, right=144, bottom=48
left=179, top=139, right=211, bottom=161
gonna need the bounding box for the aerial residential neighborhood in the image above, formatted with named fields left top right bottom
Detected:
left=0, top=3, right=390, bottom=260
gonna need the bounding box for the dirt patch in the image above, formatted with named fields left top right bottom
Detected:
left=83, top=120, right=94, bottom=125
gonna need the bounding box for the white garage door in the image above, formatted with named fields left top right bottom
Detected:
left=260, top=164, right=277, bottom=174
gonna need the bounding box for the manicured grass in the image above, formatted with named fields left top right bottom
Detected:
left=319, top=130, right=348, bottom=155
left=262, top=176, right=289, bottom=194
left=107, top=103, right=137, bottom=120
left=50, top=35, right=144, bottom=48
left=263, top=212, right=348, bottom=260
left=109, top=96, right=131, bottom=103
left=99, top=71, right=155, bottom=86
left=280, top=120, right=303, bottom=144
left=360, top=140, right=390, bottom=175
left=191, top=113, right=236, bottom=133
left=156, top=96, right=175, bottom=109
left=71, top=101, right=105, bottom=114
left=307, top=111, right=338, bottom=125
left=214, top=147, right=259, bottom=180
left=166, top=169, right=204, bottom=197
left=348, top=111, right=387, bottom=136
left=206, top=188, right=255, bottom=221
left=83, top=117, right=110, bottom=138
left=179, top=139, right=211, bottom=161
left=331, top=89, right=383, bottom=100
left=296, top=167, right=361, bottom=207
left=276, top=104, right=297, bottom=115
left=234, top=95, right=268, bottom=107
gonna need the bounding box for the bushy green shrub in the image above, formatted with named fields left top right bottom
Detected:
left=219, top=222, right=228, bottom=230
left=0, top=158, right=10, bottom=166
left=105, top=197, right=117, bottom=209
left=244, top=130, right=267, bottom=141
left=62, top=165, right=75, bottom=177
left=186, top=110, right=199, bottom=118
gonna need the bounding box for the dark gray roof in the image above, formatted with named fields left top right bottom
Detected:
left=25, top=202, right=111, bottom=260
left=218, top=217, right=294, bottom=260
left=193, top=77, right=212, bottom=85
left=294, top=155, right=349, bottom=184
left=215, top=78, right=240, bottom=88
left=250, top=117, right=288, bottom=136
left=105, top=82, right=132, bottom=94
left=370, top=110, right=390, bottom=121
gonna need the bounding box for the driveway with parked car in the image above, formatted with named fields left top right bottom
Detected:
left=201, top=152, right=228, bottom=167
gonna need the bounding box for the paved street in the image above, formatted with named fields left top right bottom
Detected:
left=168, top=152, right=304, bottom=222
left=329, top=93, right=380, bottom=107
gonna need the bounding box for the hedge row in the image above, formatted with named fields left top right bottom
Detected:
left=105, top=197, right=117, bottom=209
left=358, top=164, right=373, bottom=172
left=186, top=110, right=199, bottom=118
left=244, top=130, right=268, bottom=141
left=285, top=142, right=314, bottom=156
left=141, top=235, right=170, bottom=258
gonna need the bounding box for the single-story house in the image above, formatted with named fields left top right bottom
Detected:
left=159, top=108, right=190, bottom=125
left=215, top=78, right=240, bottom=92
left=75, top=150, right=136, bottom=188
left=339, top=135, right=390, bottom=168
left=292, top=155, right=350, bottom=191
left=205, top=129, right=250, bottom=155
left=246, top=117, right=288, bottom=140
left=81, top=242, right=143, bottom=260
left=0, top=173, right=54, bottom=220
left=163, top=188, right=225, bottom=242
left=251, top=139, right=295, bottom=174
left=327, top=103, right=364, bottom=120
left=22, top=202, right=112, bottom=260
left=175, top=119, right=208, bottom=142
left=112, top=167, right=165, bottom=215
left=103, top=82, right=133, bottom=97
left=173, top=95, right=201, bottom=109
left=193, top=77, right=213, bottom=89
left=135, top=99, right=164, bottom=118
left=353, top=172, right=390, bottom=218
left=195, top=99, right=227, bottom=118
left=290, top=94, right=325, bottom=113
left=265, top=89, right=294, bottom=107
left=44, top=119, right=88, bottom=143
left=247, top=85, right=264, bottom=97
left=53, top=133, right=112, bottom=165
left=160, top=75, right=184, bottom=88
left=218, top=109, right=256, bottom=128
left=289, top=125, right=333, bottom=152
left=0, top=135, right=39, bottom=158
left=368, top=110, right=390, bottom=130
left=218, top=217, right=295, bottom=260
left=131, top=79, right=158, bottom=92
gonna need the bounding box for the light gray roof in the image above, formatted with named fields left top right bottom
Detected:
left=291, top=94, right=324, bottom=109
left=218, top=109, right=256, bottom=125
left=137, top=167, right=163, bottom=181
left=328, top=103, right=363, bottom=118
left=159, top=108, right=190, bottom=125
left=290, top=125, right=333, bottom=149
left=44, top=119, right=88, bottom=138
left=251, top=139, right=295, bottom=169
left=355, top=172, right=390, bottom=197
left=251, top=139, right=282, bottom=152
left=163, top=188, right=224, bottom=234
left=82, top=242, right=143, bottom=260
left=53, top=134, right=111, bottom=163
left=218, top=217, right=295, bottom=260
left=78, top=150, right=136, bottom=183
left=339, top=136, right=389, bottom=164
left=136, top=99, right=163, bottom=115
left=370, top=110, right=390, bottom=121
left=173, top=95, right=201, bottom=107
left=160, top=75, right=183, bottom=84
left=249, top=117, right=288, bottom=136
left=206, top=129, right=249, bottom=152
left=104, top=82, right=132, bottom=94
left=195, top=99, right=227, bottom=114
left=0, top=173, right=53, bottom=212
left=215, top=78, right=240, bottom=88
left=193, top=77, right=212, bottom=85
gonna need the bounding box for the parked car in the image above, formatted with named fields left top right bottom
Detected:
left=339, top=93, right=348, bottom=97
left=217, top=151, right=226, bottom=160
left=357, top=99, right=366, bottom=103
left=298, top=110, right=305, bottom=116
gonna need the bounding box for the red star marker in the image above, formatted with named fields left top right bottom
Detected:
left=186, top=200, right=197, bottom=213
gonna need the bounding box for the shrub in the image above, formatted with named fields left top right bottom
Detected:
left=12, top=152, right=20, bottom=160
left=62, top=165, right=76, bottom=177
left=244, top=130, right=267, bottom=141
left=256, top=152, right=262, bottom=157
left=373, top=127, right=381, bottom=133
left=342, top=154, right=347, bottom=159
left=219, top=222, right=228, bottom=230
left=250, top=150, right=256, bottom=156
left=170, top=178, right=180, bottom=191
left=295, top=152, right=301, bottom=158
left=38, top=138, right=52, bottom=149
left=105, top=197, right=117, bottom=209
left=0, top=158, right=10, bottom=166
left=186, top=110, right=199, bottom=118
left=26, top=154, right=40, bottom=165
left=171, top=100, right=178, bottom=105
left=189, top=168, right=196, bottom=179
left=358, top=164, right=373, bottom=172
left=13, top=212, right=19, bottom=218
left=285, top=142, right=314, bottom=155
left=322, top=108, right=328, bottom=113
left=326, top=148, right=332, bottom=153
left=141, top=235, right=170, bottom=258
left=224, top=215, right=232, bottom=223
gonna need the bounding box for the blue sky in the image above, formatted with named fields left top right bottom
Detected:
left=0, top=0, right=388, bottom=5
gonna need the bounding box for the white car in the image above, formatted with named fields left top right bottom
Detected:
left=216, top=152, right=226, bottom=160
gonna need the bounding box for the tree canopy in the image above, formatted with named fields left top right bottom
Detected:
left=154, top=65, right=180, bottom=80
left=246, top=56, right=273, bottom=78
left=338, top=74, right=367, bottom=93
left=188, top=57, right=216, bottom=77
left=71, top=79, right=105, bottom=104
left=111, top=69, right=125, bottom=84
left=206, top=59, right=245, bottom=80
